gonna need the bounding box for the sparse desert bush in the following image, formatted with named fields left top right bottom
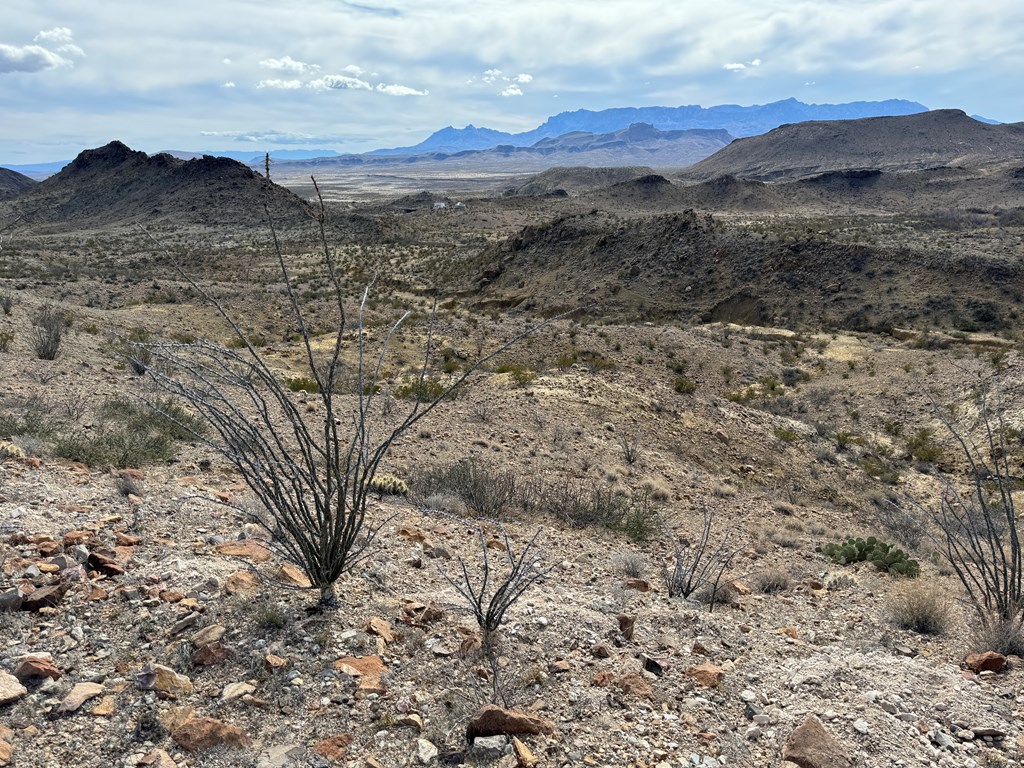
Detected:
left=619, top=433, right=640, bottom=464
left=494, top=362, right=536, bottom=387
left=393, top=376, right=447, bottom=401
left=871, top=494, right=927, bottom=550
left=285, top=376, right=320, bottom=394
left=971, top=618, right=1024, bottom=658
left=0, top=331, right=12, bottom=353
left=887, top=584, right=950, bottom=635
left=906, top=427, right=943, bottom=463
left=662, top=506, right=738, bottom=611
left=411, top=459, right=518, bottom=519
left=617, top=551, right=646, bottom=579
left=31, top=303, right=71, bottom=360
left=756, top=569, right=792, bottom=594
left=674, top=376, right=697, bottom=394
left=0, top=289, right=14, bottom=315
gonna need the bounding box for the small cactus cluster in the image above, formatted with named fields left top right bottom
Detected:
left=0, top=440, right=24, bottom=459
left=368, top=473, right=409, bottom=497
left=817, top=536, right=920, bottom=577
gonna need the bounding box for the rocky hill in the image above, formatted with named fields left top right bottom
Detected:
left=469, top=208, right=1023, bottom=332
left=0, top=167, right=35, bottom=199
left=0, top=141, right=311, bottom=230
left=680, top=110, right=1024, bottom=181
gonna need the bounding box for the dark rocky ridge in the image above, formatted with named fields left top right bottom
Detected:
left=0, top=141, right=311, bottom=231
left=0, top=167, right=36, bottom=198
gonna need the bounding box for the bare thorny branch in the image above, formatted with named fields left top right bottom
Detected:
left=134, top=178, right=575, bottom=606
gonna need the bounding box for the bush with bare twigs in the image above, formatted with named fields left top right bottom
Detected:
left=138, top=186, right=563, bottom=606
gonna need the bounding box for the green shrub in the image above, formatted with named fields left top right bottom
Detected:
left=495, top=363, right=537, bottom=387
left=906, top=428, right=943, bottom=463
left=286, top=376, right=321, bottom=394
left=394, top=376, right=447, bottom=401
left=674, top=377, right=697, bottom=394
left=816, top=536, right=920, bottom=577
left=774, top=427, right=799, bottom=444
left=0, top=331, right=12, bottom=353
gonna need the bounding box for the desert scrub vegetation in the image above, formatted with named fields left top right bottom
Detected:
left=0, top=288, right=14, bottom=315
left=914, top=380, right=1024, bottom=654
left=50, top=396, right=205, bottom=467
left=661, top=506, right=739, bottom=610
left=31, top=303, right=72, bottom=360
left=887, top=584, right=951, bottom=635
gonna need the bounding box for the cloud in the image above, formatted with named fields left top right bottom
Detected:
left=515, top=73, right=532, bottom=83
left=751, top=58, right=762, bottom=67
left=34, top=28, right=74, bottom=44
left=259, top=55, right=320, bottom=74
left=375, top=82, right=427, bottom=96
left=222, top=57, right=232, bottom=65
left=200, top=129, right=349, bottom=144
left=342, top=64, right=364, bottom=76
left=222, top=81, right=236, bottom=88
left=256, top=78, right=303, bottom=89
left=0, top=44, right=69, bottom=73
left=500, top=84, right=523, bottom=97
left=723, top=62, right=746, bottom=71
left=307, top=74, right=372, bottom=90
left=482, top=68, right=502, bottom=83
left=1, top=27, right=84, bottom=75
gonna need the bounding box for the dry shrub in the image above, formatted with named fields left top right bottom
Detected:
left=887, top=584, right=951, bottom=636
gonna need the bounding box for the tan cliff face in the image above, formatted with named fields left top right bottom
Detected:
left=0, top=131, right=1022, bottom=767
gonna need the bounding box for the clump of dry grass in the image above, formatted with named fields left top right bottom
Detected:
left=887, top=584, right=951, bottom=635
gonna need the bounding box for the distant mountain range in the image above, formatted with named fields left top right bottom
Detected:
left=3, top=98, right=941, bottom=177
left=370, top=97, right=931, bottom=154
left=273, top=123, right=734, bottom=172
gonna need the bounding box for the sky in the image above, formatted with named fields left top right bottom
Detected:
left=2, top=0, right=1023, bottom=164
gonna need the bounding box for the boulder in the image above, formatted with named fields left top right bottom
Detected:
left=0, top=673, right=27, bottom=706
left=57, top=682, right=104, bottom=713
left=782, top=715, right=853, bottom=768
left=686, top=663, right=725, bottom=688
left=965, top=651, right=1006, bottom=673
left=466, top=704, right=556, bottom=743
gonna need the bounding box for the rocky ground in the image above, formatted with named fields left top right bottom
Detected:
left=1, top=278, right=1023, bottom=768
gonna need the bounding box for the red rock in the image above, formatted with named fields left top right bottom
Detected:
left=966, top=651, right=1006, bottom=673
left=512, top=736, right=538, bottom=767
left=274, top=563, right=311, bottom=588
left=334, top=655, right=387, bottom=698
left=87, top=551, right=125, bottom=576
left=591, top=643, right=612, bottom=659
left=223, top=571, right=261, bottom=596
left=364, top=616, right=394, bottom=643
left=625, top=578, right=650, bottom=592
left=617, top=613, right=635, bottom=640
left=115, top=532, right=142, bottom=546
left=310, top=734, right=353, bottom=763
left=264, top=654, right=289, bottom=672
left=14, top=656, right=61, bottom=681
left=466, top=705, right=556, bottom=743
left=214, top=540, right=271, bottom=562
left=548, top=660, right=570, bottom=674
left=686, top=663, right=725, bottom=688
left=57, top=682, right=104, bottom=713
left=0, top=739, right=11, bottom=767
left=137, top=749, right=176, bottom=768
left=170, top=714, right=251, bottom=751
left=191, top=642, right=230, bottom=666
left=20, top=584, right=65, bottom=611
left=782, top=715, right=853, bottom=768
